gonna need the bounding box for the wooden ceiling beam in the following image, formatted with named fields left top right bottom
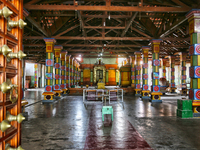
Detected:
left=56, top=18, right=93, bottom=36
left=26, top=15, right=49, bottom=37
left=131, top=27, right=151, bottom=38
left=24, top=36, right=151, bottom=41
left=171, top=0, right=190, bottom=8
left=121, top=12, right=138, bottom=37
left=23, top=43, right=189, bottom=48
left=159, top=17, right=187, bottom=37
left=77, top=11, right=86, bottom=37
left=24, top=49, right=138, bottom=52
left=24, top=36, right=190, bottom=41
left=84, top=26, right=125, bottom=29
left=24, top=4, right=190, bottom=12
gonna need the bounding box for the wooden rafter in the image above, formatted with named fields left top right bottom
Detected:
left=121, top=12, right=138, bottom=37
left=77, top=11, right=86, bottom=37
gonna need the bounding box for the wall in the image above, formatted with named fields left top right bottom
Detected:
left=82, top=58, right=117, bottom=65
left=25, top=63, right=35, bottom=76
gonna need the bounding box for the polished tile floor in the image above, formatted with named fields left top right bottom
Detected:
left=21, top=89, right=200, bottom=150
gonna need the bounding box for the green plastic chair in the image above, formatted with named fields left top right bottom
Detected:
left=102, top=106, right=113, bottom=121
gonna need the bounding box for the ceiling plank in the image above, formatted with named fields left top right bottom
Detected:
left=121, top=12, right=138, bottom=37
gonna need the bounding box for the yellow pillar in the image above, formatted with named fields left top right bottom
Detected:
left=135, top=52, right=142, bottom=96
left=141, top=46, right=150, bottom=99
left=42, top=38, right=56, bottom=102
left=151, top=39, right=162, bottom=103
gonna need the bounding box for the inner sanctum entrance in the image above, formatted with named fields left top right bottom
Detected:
left=93, top=66, right=106, bottom=85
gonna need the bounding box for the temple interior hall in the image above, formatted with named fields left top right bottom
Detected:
left=1, top=0, right=200, bottom=150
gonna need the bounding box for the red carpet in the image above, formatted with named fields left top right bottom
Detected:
left=84, top=105, right=152, bottom=149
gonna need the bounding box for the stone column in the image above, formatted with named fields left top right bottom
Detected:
left=53, top=45, right=63, bottom=99
left=142, top=46, right=150, bottom=99
left=180, top=52, right=187, bottom=95
left=130, top=55, right=135, bottom=88
left=61, top=51, right=68, bottom=96
left=162, top=58, right=167, bottom=78
left=186, top=9, right=200, bottom=117
left=66, top=55, right=71, bottom=88
left=151, top=39, right=162, bottom=103
left=169, top=55, right=176, bottom=93
left=135, top=51, right=142, bottom=96
left=42, top=38, right=56, bottom=102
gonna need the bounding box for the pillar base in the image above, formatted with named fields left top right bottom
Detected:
left=42, top=92, right=55, bottom=102
left=62, top=89, right=68, bottom=96
left=170, top=87, right=177, bottom=93
left=42, top=100, right=56, bottom=103
left=142, top=90, right=150, bottom=99
left=193, top=113, right=200, bottom=117
left=142, top=96, right=151, bottom=100
left=54, top=90, right=63, bottom=99
left=151, top=92, right=162, bottom=103
left=135, top=89, right=142, bottom=96
left=181, top=89, right=187, bottom=96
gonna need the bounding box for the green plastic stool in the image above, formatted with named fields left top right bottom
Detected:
left=102, top=106, right=113, bottom=121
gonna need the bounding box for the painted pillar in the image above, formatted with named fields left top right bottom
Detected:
left=135, top=51, right=142, bottom=96
left=142, top=46, right=150, bottom=99
left=34, top=64, right=38, bottom=88
left=106, top=70, right=109, bottom=85
left=151, top=39, right=162, bottom=102
left=81, top=69, right=83, bottom=86
left=186, top=9, right=200, bottom=116
left=61, top=51, right=68, bottom=95
left=180, top=52, right=187, bottom=95
left=130, top=55, right=135, bottom=88
left=42, top=38, right=56, bottom=102
left=53, top=45, right=63, bottom=98
left=90, top=70, right=93, bottom=86
left=66, top=55, right=71, bottom=88
left=162, top=58, right=167, bottom=78
left=169, top=56, right=176, bottom=93
left=73, top=59, right=76, bottom=85
left=70, top=57, right=74, bottom=86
